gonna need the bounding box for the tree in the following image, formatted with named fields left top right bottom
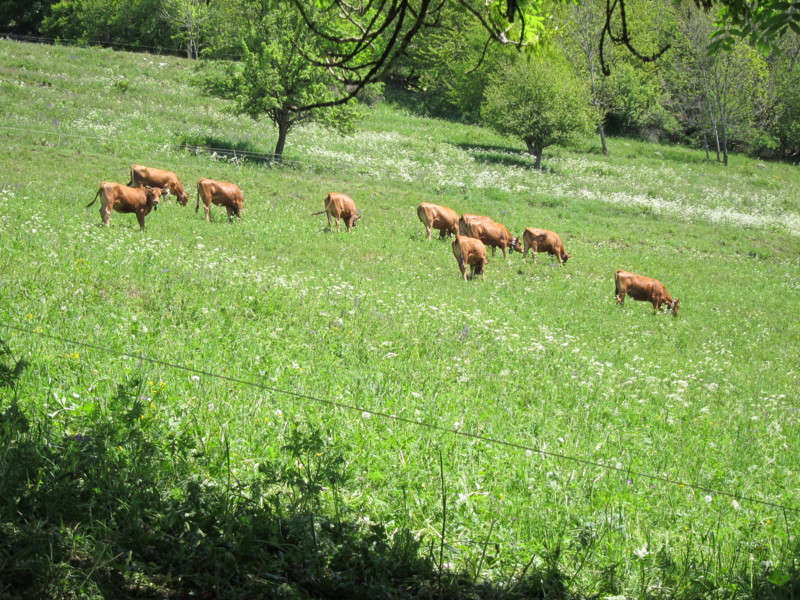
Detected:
left=669, top=4, right=776, bottom=164
left=559, top=0, right=615, bottom=153
left=481, top=52, right=596, bottom=168
left=770, top=34, right=800, bottom=157
left=285, top=0, right=800, bottom=112
left=41, top=0, right=174, bottom=51
left=390, top=2, right=513, bottom=122
left=0, top=0, right=58, bottom=34
left=200, top=1, right=360, bottom=160
left=161, top=0, right=210, bottom=59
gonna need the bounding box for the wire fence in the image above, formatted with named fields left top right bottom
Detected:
left=1, top=321, right=797, bottom=516
left=1, top=32, right=243, bottom=61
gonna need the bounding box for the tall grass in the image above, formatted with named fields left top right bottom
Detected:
left=1, top=38, right=799, bottom=598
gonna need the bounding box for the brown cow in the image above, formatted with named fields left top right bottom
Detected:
left=86, top=182, right=162, bottom=229
left=452, top=235, right=489, bottom=281
left=196, top=178, right=244, bottom=222
left=467, top=220, right=523, bottom=259
left=459, top=213, right=494, bottom=237
left=128, top=165, right=189, bottom=205
left=614, top=270, right=679, bottom=316
left=312, top=192, right=361, bottom=232
left=417, top=202, right=459, bottom=240
left=522, top=228, right=571, bottom=265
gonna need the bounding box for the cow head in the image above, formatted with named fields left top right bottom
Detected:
left=561, top=251, right=571, bottom=264
left=177, top=192, right=189, bottom=206
left=670, top=299, right=680, bottom=317
left=353, top=210, right=362, bottom=227
left=147, top=188, right=162, bottom=210
left=509, top=236, right=523, bottom=254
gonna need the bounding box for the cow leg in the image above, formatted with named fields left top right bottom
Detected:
left=204, top=202, right=212, bottom=223
left=226, top=206, right=234, bottom=222
left=458, top=257, right=467, bottom=281
left=615, top=292, right=625, bottom=306
left=100, top=204, right=111, bottom=226
left=136, top=211, right=146, bottom=229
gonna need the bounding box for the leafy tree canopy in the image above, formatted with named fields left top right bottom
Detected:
left=200, top=0, right=360, bottom=159
left=290, top=0, right=800, bottom=105
left=481, top=51, right=598, bottom=168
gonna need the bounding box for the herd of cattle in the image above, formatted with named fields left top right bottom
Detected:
left=86, top=164, right=679, bottom=316
left=415, top=201, right=679, bottom=316
left=87, top=165, right=243, bottom=227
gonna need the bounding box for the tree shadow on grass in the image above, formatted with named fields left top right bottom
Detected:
left=178, top=135, right=279, bottom=165
left=455, top=143, right=538, bottom=170
left=0, top=338, right=27, bottom=391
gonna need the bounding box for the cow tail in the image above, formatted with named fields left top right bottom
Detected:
left=195, top=186, right=200, bottom=213
left=86, top=187, right=101, bottom=208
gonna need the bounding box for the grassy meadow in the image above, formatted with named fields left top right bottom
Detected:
left=1, top=38, right=799, bottom=598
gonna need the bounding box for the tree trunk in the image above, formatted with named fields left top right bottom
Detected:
left=274, top=119, right=289, bottom=161
left=702, top=130, right=710, bottom=160
left=526, top=140, right=543, bottom=169
left=598, top=123, right=608, bottom=155
left=721, top=120, right=729, bottom=166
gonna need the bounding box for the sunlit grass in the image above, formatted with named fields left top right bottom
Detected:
left=1, top=38, right=799, bottom=598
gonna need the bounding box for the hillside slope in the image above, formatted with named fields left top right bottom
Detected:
left=0, top=39, right=799, bottom=599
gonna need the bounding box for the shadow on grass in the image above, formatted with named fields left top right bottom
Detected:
left=1, top=341, right=798, bottom=600
left=455, top=143, right=534, bottom=170
left=382, top=85, right=469, bottom=124
left=0, top=338, right=27, bottom=390
left=0, top=357, right=577, bottom=599
left=178, top=135, right=281, bottom=165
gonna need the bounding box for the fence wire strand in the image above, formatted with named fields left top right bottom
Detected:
left=1, top=321, right=797, bottom=515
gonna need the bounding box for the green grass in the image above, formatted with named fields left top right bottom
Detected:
left=1, top=38, right=799, bottom=598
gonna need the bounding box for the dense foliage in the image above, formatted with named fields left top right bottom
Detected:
left=4, top=0, right=800, bottom=159
left=481, top=52, right=597, bottom=168
left=198, top=0, right=361, bottom=158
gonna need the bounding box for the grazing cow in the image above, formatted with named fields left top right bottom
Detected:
left=452, top=235, right=489, bottom=281
left=614, top=270, right=679, bottom=316
left=128, top=165, right=189, bottom=205
left=522, top=228, right=571, bottom=265
left=417, top=202, right=459, bottom=240
left=86, top=182, right=162, bottom=228
left=459, top=213, right=494, bottom=237
left=312, top=192, right=361, bottom=232
left=467, top=220, right=523, bottom=259
left=196, top=178, right=244, bottom=222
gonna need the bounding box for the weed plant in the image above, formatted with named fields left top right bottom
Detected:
left=0, top=39, right=799, bottom=598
